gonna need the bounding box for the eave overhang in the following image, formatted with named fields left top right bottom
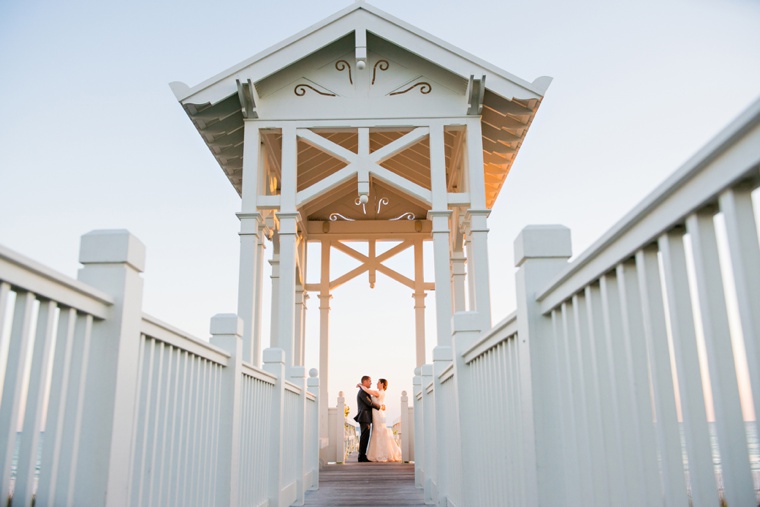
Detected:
left=171, top=3, right=551, bottom=208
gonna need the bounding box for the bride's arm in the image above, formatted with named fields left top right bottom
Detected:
left=356, top=383, right=381, bottom=397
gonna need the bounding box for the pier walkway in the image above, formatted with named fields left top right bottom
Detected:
left=302, top=454, right=425, bottom=506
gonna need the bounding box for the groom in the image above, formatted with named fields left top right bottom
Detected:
left=354, top=375, right=383, bottom=462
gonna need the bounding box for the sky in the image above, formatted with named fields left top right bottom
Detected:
left=1, top=0, right=759, bottom=425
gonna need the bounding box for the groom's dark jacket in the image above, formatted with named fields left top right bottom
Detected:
left=354, top=388, right=380, bottom=424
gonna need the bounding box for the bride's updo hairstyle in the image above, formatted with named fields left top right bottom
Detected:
left=379, top=379, right=388, bottom=390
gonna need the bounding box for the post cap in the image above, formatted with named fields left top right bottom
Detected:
left=79, top=230, right=146, bottom=272
left=210, top=314, right=243, bottom=336
left=433, top=345, right=452, bottom=362
left=262, top=347, right=285, bottom=364
left=452, top=311, right=483, bottom=334
left=514, top=225, right=572, bottom=267
left=309, top=368, right=319, bottom=378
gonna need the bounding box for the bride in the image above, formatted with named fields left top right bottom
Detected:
left=356, top=378, right=403, bottom=462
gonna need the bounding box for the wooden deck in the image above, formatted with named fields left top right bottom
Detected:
left=301, top=453, right=426, bottom=506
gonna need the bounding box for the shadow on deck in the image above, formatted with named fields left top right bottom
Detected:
left=301, top=453, right=426, bottom=506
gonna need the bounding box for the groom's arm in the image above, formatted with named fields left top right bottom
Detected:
left=360, top=391, right=381, bottom=410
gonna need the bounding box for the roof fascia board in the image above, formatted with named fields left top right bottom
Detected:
left=173, top=3, right=549, bottom=106
left=358, top=3, right=550, bottom=98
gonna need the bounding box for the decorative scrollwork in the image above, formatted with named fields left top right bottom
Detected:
left=354, top=197, right=367, bottom=215
left=372, top=60, right=389, bottom=85
left=329, top=213, right=354, bottom=221
left=390, top=212, right=416, bottom=221
left=376, top=197, right=389, bottom=214
left=294, top=84, right=336, bottom=97
left=335, top=60, right=353, bottom=85
left=389, top=82, right=432, bottom=96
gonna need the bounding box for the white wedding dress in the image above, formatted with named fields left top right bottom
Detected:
left=366, top=389, right=403, bottom=462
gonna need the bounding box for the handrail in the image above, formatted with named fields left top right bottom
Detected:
left=241, top=362, right=278, bottom=384
left=438, top=363, right=454, bottom=382
left=463, top=311, right=517, bottom=364
left=0, top=243, right=113, bottom=318
left=141, top=313, right=231, bottom=365
left=285, top=380, right=302, bottom=395
left=536, top=96, right=760, bottom=313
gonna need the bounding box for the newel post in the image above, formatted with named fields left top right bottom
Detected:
left=420, top=364, right=436, bottom=503
left=335, top=392, right=347, bottom=464
left=290, top=366, right=307, bottom=505
left=209, top=314, right=244, bottom=507
left=263, top=348, right=286, bottom=506
left=513, top=225, right=572, bottom=507
left=451, top=311, right=483, bottom=506
left=74, top=230, right=145, bottom=507
left=306, top=369, right=320, bottom=490
left=412, top=369, right=423, bottom=488
left=399, top=390, right=410, bottom=462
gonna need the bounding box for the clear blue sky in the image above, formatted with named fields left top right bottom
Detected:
left=1, top=0, right=759, bottom=423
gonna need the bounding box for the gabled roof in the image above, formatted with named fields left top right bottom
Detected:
left=171, top=1, right=551, bottom=208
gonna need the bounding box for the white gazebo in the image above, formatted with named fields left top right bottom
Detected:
left=170, top=1, right=549, bottom=459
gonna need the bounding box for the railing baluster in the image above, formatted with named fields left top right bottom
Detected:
left=615, top=262, right=663, bottom=504
left=557, top=303, right=583, bottom=506
left=14, top=300, right=57, bottom=505
left=686, top=209, right=756, bottom=505
left=0, top=291, right=35, bottom=500
left=636, top=246, right=690, bottom=506
left=719, top=186, right=760, bottom=442
left=659, top=229, right=719, bottom=505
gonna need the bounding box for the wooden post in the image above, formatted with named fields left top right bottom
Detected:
left=336, top=392, right=347, bottom=464
left=209, top=314, right=243, bottom=507
left=400, top=390, right=410, bottom=462
left=420, top=364, right=436, bottom=503
left=290, top=366, right=307, bottom=505
left=513, top=225, right=572, bottom=507
left=432, top=345, right=452, bottom=505
left=412, top=370, right=423, bottom=488
left=450, top=312, right=482, bottom=506
left=263, top=348, right=286, bottom=506
left=71, top=230, right=146, bottom=507
left=307, top=369, right=320, bottom=490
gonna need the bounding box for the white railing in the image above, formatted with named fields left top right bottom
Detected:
left=414, top=96, right=760, bottom=506
left=0, top=230, right=320, bottom=507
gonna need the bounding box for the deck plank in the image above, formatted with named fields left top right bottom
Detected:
left=301, top=453, right=426, bottom=506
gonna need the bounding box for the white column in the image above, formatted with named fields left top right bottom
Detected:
left=276, top=212, right=299, bottom=369
left=451, top=249, right=467, bottom=312
left=269, top=237, right=281, bottom=348
left=465, top=210, right=492, bottom=330
left=237, top=122, right=264, bottom=366
left=294, top=284, right=306, bottom=366
left=428, top=211, right=453, bottom=347
left=318, top=240, right=332, bottom=453
left=413, top=238, right=426, bottom=366
left=237, top=212, right=265, bottom=365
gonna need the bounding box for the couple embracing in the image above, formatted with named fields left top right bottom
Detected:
left=354, top=375, right=403, bottom=463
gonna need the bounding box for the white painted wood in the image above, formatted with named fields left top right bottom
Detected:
left=412, top=372, right=424, bottom=488
left=237, top=212, right=266, bottom=365
left=307, top=371, right=320, bottom=490
left=658, top=230, right=719, bottom=505
left=538, top=99, right=760, bottom=313
left=263, top=347, right=287, bottom=506
left=0, top=290, right=35, bottom=500
left=318, top=240, right=331, bottom=462
left=13, top=300, right=57, bottom=505
left=420, top=364, right=437, bottom=504
left=413, top=239, right=426, bottom=366
left=686, top=210, right=756, bottom=505
left=210, top=315, right=244, bottom=507
left=581, top=285, right=616, bottom=506
left=432, top=345, right=453, bottom=505
left=429, top=211, right=453, bottom=347
left=615, top=261, right=663, bottom=505
left=512, top=225, right=572, bottom=507
left=269, top=238, right=281, bottom=349
left=0, top=243, right=112, bottom=318
left=72, top=230, right=147, bottom=506
left=635, top=246, right=690, bottom=507
left=719, top=186, right=760, bottom=438
left=36, top=308, right=77, bottom=507
left=465, top=210, right=492, bottom=330
left=140, top=313, right=230, bottom=365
